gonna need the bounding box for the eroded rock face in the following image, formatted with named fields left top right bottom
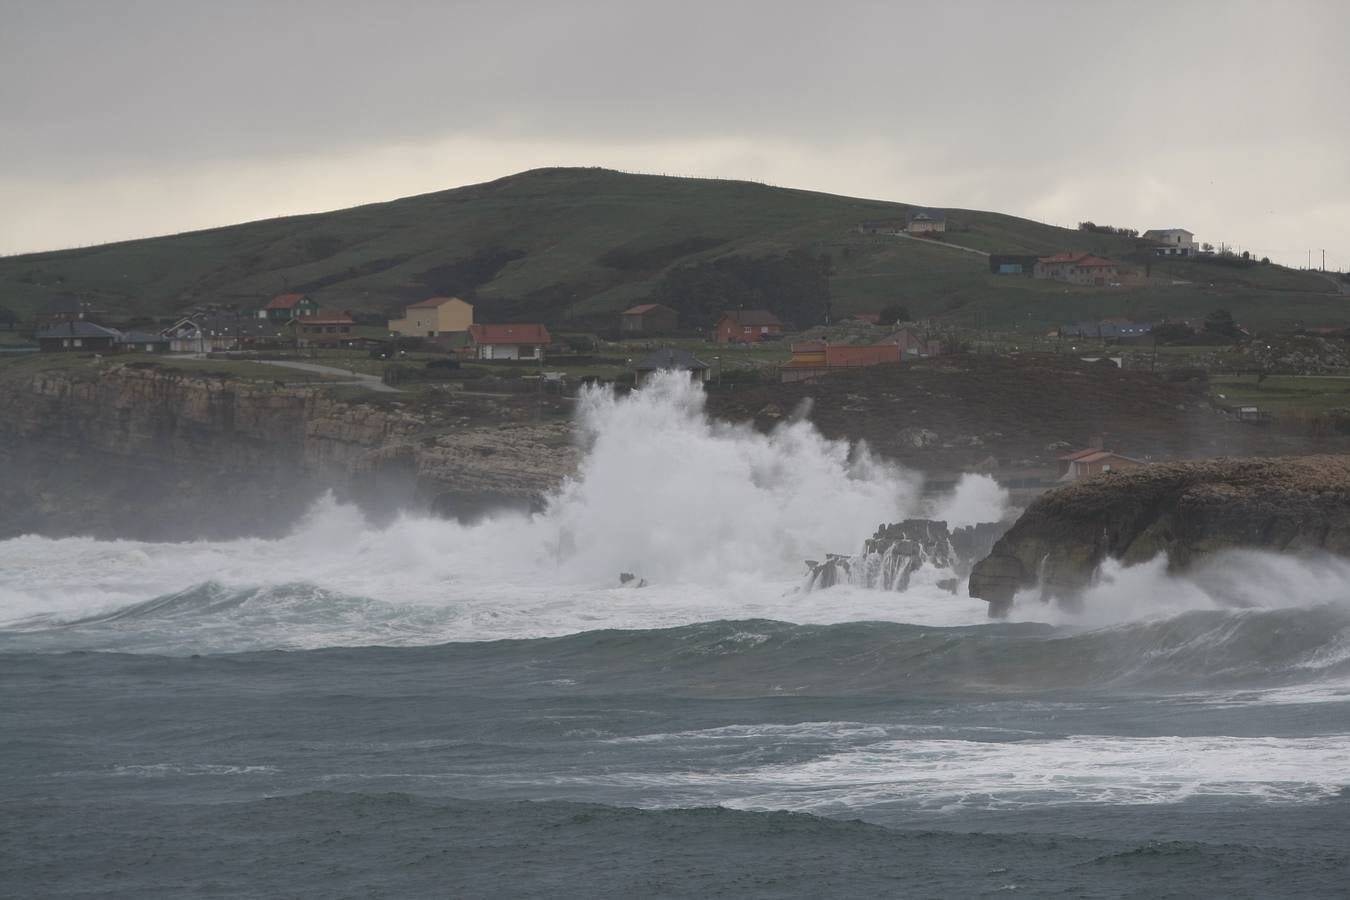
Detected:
left=968, top=456, right=1350, bottom=616
left=0, top=364, right=578, bottom=539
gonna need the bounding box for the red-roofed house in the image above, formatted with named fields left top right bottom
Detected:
left=714, top=310, right=783, bottom=344
left=258, top=293, right=320, bottom=322
left=389, top=297, right=474, bottom=337
left=1034, top=254, right=1120, bottom=286
left=620, top=303, right=678, bottom=335
left=1057, top=447, right=1146, bottom=481
left=468, top=323, right=552, bottom=361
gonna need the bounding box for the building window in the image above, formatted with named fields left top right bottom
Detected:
left=743, top=326, right=752, bottom=334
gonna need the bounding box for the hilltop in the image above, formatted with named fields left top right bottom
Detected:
left=2, top=167, right=1339, bottom=331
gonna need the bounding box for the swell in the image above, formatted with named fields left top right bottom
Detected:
left=6, top=582, right=1350, bottom=694
left=6, top=791, right=1348, bottom=900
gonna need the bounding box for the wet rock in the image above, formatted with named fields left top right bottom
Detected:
left=969, top=455, right=1350, bottom=617
left=807, top=519, right=1008, bottom=592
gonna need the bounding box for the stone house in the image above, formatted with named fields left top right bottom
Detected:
left=906, top=209, right=946, bottom=234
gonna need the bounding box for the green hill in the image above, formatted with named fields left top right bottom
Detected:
left=1, top=167, right=1341, bottom=332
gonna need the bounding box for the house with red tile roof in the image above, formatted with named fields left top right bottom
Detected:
left=258, top=292, right=320, bottom=322
left=468, top=323, right=552, bottom=361
left=620, top=303, right=678, bottom=335
left=1034, top=254, right=1121, bottom=287
left=714, top=310, right=783, bottom=344
left=1057, top=447, right=1146, bottom=481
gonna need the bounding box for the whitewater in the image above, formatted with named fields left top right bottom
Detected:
left=5, top=372, right=1350, bottom=898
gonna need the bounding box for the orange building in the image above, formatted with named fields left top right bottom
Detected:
left=781, top=341, right=901, bottom=382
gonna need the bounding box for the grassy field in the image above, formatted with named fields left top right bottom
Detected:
left=1, top=168, right=1339, bottom=334
left=1210, top=374, right=1350, bottom=414
left=0, top=352, right=339, bottom=384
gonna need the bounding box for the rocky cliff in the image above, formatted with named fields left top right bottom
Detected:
left=0, top=363, right=577, bottom=539
left=968, top=456, right=1350, bottom=616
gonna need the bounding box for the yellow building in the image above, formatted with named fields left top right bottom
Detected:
left=389, top=297, right=473, bottom=337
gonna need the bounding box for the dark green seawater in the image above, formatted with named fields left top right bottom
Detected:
left=4, top=610, right=1350, bottom=899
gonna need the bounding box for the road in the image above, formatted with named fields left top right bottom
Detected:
left=886, top=231, right=992, bottom=257
left=252, top=359, right=403, bottom=392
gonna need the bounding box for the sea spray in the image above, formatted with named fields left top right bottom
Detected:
left=544, top=373, right=922, bottom=583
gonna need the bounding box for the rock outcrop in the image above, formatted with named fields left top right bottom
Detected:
left=0, top=363, right=577, bottom=539
left=968, top=456, right=1350, bottom=616
left=807, top=518, right=1007, bottom=592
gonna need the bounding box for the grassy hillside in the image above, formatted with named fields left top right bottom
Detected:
left=1, top=167, right=1340, bottom=332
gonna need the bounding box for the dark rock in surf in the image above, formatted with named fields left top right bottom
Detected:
left=968, top=455, right=1350, bottom=617
left=806, top=518, right=1007, bottom=592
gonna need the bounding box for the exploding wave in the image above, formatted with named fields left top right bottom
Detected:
left=1, top=372, right=1348, bottom=667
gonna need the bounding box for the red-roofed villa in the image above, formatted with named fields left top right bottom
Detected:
left=1033, top=254, right=1121, bottom=286
left=469, top=324, right=552, bottom=361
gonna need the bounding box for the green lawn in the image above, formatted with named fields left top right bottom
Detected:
left=1210, top=374, right=1350, bottom=413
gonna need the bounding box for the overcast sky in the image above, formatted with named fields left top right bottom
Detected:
left=3, top=0, right=1347, bottom=269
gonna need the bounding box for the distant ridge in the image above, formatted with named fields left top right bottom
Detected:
left=0, top=167, right=1334, bottom=331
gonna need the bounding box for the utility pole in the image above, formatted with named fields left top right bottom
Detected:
left=1323, top=249, right=1326, bottom=272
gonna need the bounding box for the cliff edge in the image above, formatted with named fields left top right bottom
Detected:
left=968, top=456, right=1350, bottom=616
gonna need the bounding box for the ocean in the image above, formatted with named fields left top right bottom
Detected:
left=3, top=374, right=1349, bottom=898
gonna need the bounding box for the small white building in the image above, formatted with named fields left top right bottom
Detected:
left=1142, top=228, right=1196, bottom=256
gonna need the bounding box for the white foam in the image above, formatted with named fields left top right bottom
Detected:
left=3, top=372, right=1349, bottom=653
left=553, top=732, right=1350, bottom=811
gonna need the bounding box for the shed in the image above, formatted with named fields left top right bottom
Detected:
left=620, top=303, right=678, bottom=335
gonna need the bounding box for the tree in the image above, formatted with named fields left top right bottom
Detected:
left=1151, top=322, right=1197, bottom=345
left=1203, top=308, right=1239, bottom=338
left=1241, top=250, right=1251, bottom=260
left=1202, top=242, right=1215, bottom=253
left=877, top=303, right=912, bottom=326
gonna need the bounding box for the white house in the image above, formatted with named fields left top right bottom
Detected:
left=468, top=323, right=551, bottom=361
left=1142, top=228, right=1196, bottom=256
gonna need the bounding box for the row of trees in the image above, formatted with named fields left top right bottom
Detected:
left=1077, top=222, right=1139, bottom=238
left=1151, top=309, right=1243, bottom=344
